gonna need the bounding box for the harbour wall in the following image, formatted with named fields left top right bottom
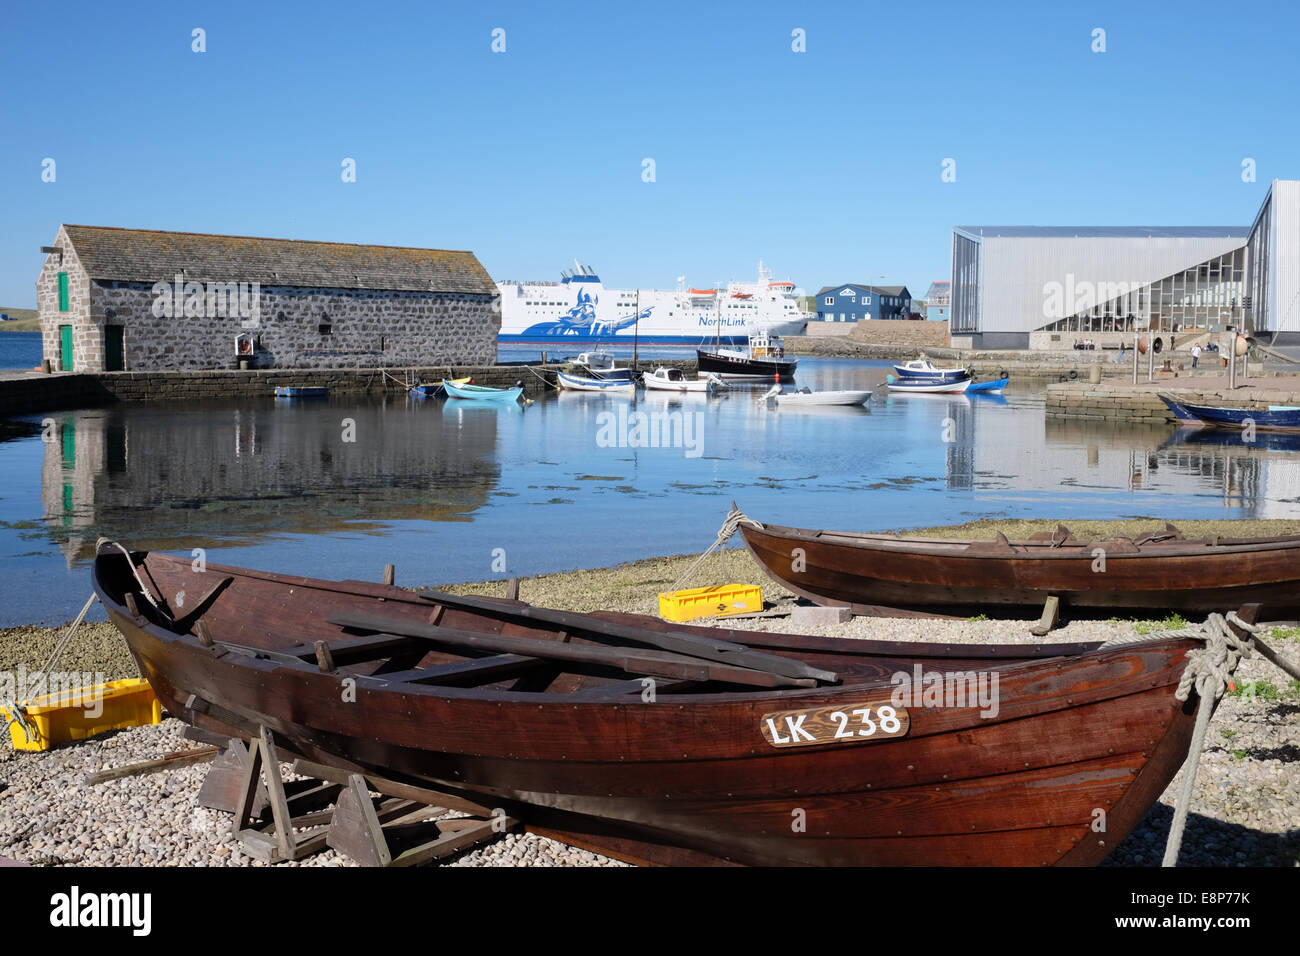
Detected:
left=0, top=359, right=698, bottom=416
left=1046, top=380, right=1300, bottom=423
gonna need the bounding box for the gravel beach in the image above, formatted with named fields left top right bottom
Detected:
left=2, top=516, right=1297, bottom=867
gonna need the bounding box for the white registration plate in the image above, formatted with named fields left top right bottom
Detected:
left=760, top=700, right=910, bottom=749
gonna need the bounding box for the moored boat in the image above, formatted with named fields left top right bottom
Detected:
left=736, top=509, right=1300, bottom=617
left=642, top=367, right=722, bottom=393
left=273, top=386, right=329, bottom=398
left=885, top=377, right=971, bottom=393
left=762, top=385, right=871, bottom=406
left=697, top=329, right=798, bottom=381
left=893, top=359, right=970, bottom=383
left=443, top=380, right=524, bottom=402
left=410, top=377, right=470, bottom=397
left=966, top=377, right=1009, bottom=394
left=93, top=542, right=1236, bottom=867
left=1157, top=393, right=1300, bottom=432
left=556, top=369, right=636, bottom=393
left=570, top=351, right=634, bottom=381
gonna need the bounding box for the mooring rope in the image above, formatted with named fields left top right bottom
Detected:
left=1118, top=611, right=1300, bottom=866
left=668, top=508, right=760, bottom=593
left=1, top=591, right=99, bottom=745
left=96, top=537, right=171, bottom=621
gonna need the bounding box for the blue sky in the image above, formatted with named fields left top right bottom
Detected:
left=1, top=0, right=1293, bottom=305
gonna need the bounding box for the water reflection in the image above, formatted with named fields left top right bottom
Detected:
left=40, top=396, right=501, bottom=564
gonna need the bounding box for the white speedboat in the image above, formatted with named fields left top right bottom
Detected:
left=893, top=358, right=970, bottom=383
left=762, top=385, right=871, bottom=406
left=570, top=351, right=634, bottom=381
left=643, top=367, right=723, bottom=393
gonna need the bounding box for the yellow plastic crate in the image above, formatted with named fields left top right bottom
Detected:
left=658, top=583, right=763, bottom=623
left=3, top=678, right=162, bottom=752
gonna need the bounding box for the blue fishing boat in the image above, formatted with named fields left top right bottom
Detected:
left=1157, top=393, right=1300, bottom=432
left=409, top=377, right=470, bottom=398
left=893, top=359, right=971, bottom=385
left=443, top=380, right=524, bottom=403
left=273, top=386, right=329, bottom=398
left=966, top=377, right=1009, bottom=394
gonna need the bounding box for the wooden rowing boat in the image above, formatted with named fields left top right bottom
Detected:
left=93, top=542, right=1234, bottom=866
left=737, top=510, right=1300, bottom=618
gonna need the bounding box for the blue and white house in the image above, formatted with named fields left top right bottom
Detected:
left=924, top=280, right=950, bottom=322
left=814, top=284, right=913, bottom=322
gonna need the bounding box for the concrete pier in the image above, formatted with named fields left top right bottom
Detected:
left=1046, top=376, right=1300, bottom=424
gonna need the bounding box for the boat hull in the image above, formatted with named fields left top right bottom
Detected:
left=697, top=349, right=797, bottom=381
left=556, top=370, right=635, bottom=392
left=774, top=390, right=872, bottom=406
left=444, top=381, right=523, bottom=402
left=93, top=548, right=1214, bottom=867
left=1159, top=394, right=1300, bottom=432
left=739, top=518, right=1300, bottom=616
left=886, top=378, right=971, bottom=393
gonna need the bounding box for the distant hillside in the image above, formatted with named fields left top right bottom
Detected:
left=0, top=307, right=39, bottom=332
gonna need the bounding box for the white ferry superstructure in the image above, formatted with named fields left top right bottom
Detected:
left=496, top=260, right=808, bottom=346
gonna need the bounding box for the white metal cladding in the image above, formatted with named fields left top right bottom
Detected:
left=1263, top=180, right=1300, bottom=332
left=952, top=229, right=1247, bottom=334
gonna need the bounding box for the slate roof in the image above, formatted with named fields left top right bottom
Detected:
left=58, top=225, right=494, bottom=295
left=815, top=284, right=911, bottom=297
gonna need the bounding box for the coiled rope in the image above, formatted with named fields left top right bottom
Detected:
left=1118, top=611, right=1300, bottom=866
left=668, top=507, right=760, bottom=593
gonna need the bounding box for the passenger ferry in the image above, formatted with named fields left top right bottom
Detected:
left=496, top=261, right=809, bottom=346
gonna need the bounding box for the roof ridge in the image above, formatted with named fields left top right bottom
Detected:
left=62, top=224, right=475, bottom=255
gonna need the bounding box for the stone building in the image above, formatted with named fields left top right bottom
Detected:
left=36, top=225, right=499, bottom=371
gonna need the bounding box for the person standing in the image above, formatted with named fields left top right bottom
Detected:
left=1118, top=340, right=1126, bottom=364
left=1191, top=344, right=1201, bottom=368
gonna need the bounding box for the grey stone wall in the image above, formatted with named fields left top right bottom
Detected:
left=87, top=281, right=499, bottom=371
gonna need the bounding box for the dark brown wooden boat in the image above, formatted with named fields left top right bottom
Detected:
left=93, top=541, right=1232, bottom=866
left=737, top=511, right=1300, bottom=618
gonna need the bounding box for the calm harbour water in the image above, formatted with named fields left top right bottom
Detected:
left=2, top=355, right=1298, bottom=626
left=0, top=332, right=42, bottom=370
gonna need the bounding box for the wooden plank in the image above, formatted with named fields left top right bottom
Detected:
left=370, top=653, right=545, bottom=687
left=84, top=746, right=218, bottom=785
left=328, top=775, right=393, bottom=866
left=412, top=591, right=836, bottom=684
left=1029, top=595, right=1061, bottom=637
left=328, top=613, right=816, bottom=689
left=197, top=739, right=265, bottom=814
left=290, top=759, right=496, bottom=818
left=568, top=676, right=696, bottom=699
left=382, top=564, right=395, bottom=587
left=173, top=576, right=234, bottom=631
left=277, top=632, right=421, bottom=665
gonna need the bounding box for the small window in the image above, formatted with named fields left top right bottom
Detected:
left=58, top=272, right=69, bottom=311
left=318, top=323, right=332, bottom=336
left=823, top=296, right=833, bottom=305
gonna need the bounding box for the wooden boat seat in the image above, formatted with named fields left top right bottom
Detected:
left=327, top=612, right=822, bottom=689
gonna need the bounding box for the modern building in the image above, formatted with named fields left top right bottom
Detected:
left=814, top=284, right=912, bottom=322
left=37, top=225, right=499, bottom=372
left=948, top=181, right=1300, bottom=350
left=923, top=280, right=950, bottom=322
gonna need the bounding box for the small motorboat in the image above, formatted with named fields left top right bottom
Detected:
left=643, top=367, right=722, bottom=393
left=966, top=377, right=1009, bottom=394
left=1157, top=394, right=1300, bottom=433
left=443, top=380, right=524, bottom=403
left=273, top=386, right=329, bottom=399
left=410, top=377, right=469, bottom=398
left=885, top=376, right=971, bottom=394
left=893, top=359, right=970, bottom=384
left=761, top=385, right=871, bottom=407
left=570, top=351, right=634, bottom=381
left=557, top=370, right=636, bottom=393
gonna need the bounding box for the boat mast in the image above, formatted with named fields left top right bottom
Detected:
left=634, top=288, right=639, bottom=371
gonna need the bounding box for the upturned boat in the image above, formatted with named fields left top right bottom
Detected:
left=736, top=510, right=1300, bottom=617
left=92, top=542, right=1234, bottom=866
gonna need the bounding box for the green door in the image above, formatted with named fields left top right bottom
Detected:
left=59, top=324, right=73, bottom=371
left=104, top=325, right=124, bottom=371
